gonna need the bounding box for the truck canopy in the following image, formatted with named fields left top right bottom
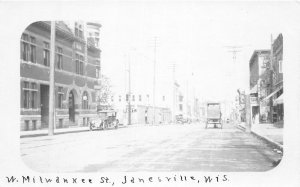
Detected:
left=207, top=103, right=221, bottom=119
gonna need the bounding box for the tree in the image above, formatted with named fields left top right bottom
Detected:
left=97, top=75, right=113, bottom=107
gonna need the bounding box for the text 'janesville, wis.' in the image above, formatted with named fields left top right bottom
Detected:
left=5, top=174, right=229, bottom=185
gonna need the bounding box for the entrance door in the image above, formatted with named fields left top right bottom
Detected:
left=69, top=91, right=75, bottom=123
left=40, top=85, right=49, bottom=128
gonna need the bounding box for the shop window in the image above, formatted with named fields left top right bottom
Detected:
left=31, top=83, right=37, bottom=108
left=25, top=120, right=30, bottom=131
left=59, top=119, right=63, bottom=128
left=58, top=87, right=64, bottom=109
left=32, top=120, right=37, bottom=130
left=23, top=82, right=30, bottom=108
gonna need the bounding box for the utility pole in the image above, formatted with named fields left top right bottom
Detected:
left=172, top=63, right=176, bottom=122
left=48, top=21, right=56, bottom=136
left=127, top=54, right=132, bottom=126
left=152, top=37, right=157, bottom=125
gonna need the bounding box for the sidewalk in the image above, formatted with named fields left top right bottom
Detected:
left=237, top=122, right=283, bottom=151
left=20, top=126, right=91, bottom=138
left=20, top=123, right=171, bottom=138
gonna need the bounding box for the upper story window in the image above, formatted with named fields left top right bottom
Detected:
left=21, top=34, right=36, bottom=63
left=75, top=53, right=84, bottom=75
left=139, top=95, right=142, bottom=102
left=119, top=95, right=122, bottom=102
left=278, top=60, right=282, bottom=73
left=132, top=95, right=135, bottom=102
left=75, top=22, right=84, bottom=39
left=162, top=95, right=165, bottom=101
left=43, top=42, right=50, bottom=66
left=96, top=67, right=100, bottom=78
left=56, top=47, right=63, bottom=70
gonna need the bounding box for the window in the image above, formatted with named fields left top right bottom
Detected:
left=96, top=67, right=100, bottom=78
left=75, top=22, right=84, bottom=39
left=126, top=94, right=129, bottom=102
left=179, top=104, right=183, bottom=111
left=25, top=120, right=30, bottom=131
left=279, top=60, right=282, bottom=73
left=111, top=96, right=114, bottom=102
left=21, top=34, right=36, bottom=63
left=162, top=96, right=165, bottom=101
left=32, top=120, right=37, bottom=130
left=43, top=42, right=50, bottom=66
left=23, top=82, right=30, bottom=108
left=56, top=47, right=63, bottom=70
left=75, top=54, right=84, bottom=75
left=23, top=81, right=37, bottom=109
left=58, top=87, right=64, bottom=109
left=119, top=95, right=122, bottom=102
left=132, top=95, right=135, bottom=102
left=139, top=95, right=142, bottom=102
left=179, top=95, right=183, bottom=102
left=30, top=83, right=37, bottom=108
left=82, top=91, right=89, bottom=109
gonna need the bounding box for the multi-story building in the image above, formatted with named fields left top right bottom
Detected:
left=20, top=21, right=101, bottom=131
left=271, top=34, right=283, bottom=124
left=249, top=49, right=271, bottom=123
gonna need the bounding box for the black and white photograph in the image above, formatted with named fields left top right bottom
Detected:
left=1, top=0, right=300, bottom=187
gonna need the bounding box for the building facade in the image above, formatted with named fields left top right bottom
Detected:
left=20, top=21, right=101, bottom=131
left=271, top=34, right=283, bottom=125
left=249, top=50, right=272, bottom=123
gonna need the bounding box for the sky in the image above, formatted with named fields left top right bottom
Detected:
left=97, top=2, right=285, bottom=102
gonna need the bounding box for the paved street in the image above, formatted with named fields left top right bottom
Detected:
left=20, top=123, right=282, bottom=172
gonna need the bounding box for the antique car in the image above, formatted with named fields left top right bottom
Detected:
left=89, top=110, right=119, bottom=130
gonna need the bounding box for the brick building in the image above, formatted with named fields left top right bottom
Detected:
left=249, top=50, right=272, bottom=123
left=271, top=34, right=283, bottom=124
left=20, top=21, right=101, bottom=131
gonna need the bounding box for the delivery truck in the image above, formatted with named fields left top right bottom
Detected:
left=206, top=102, right=222, bottom=129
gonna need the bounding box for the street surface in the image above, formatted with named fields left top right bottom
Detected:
left=20, top=123, right=282, bottom=172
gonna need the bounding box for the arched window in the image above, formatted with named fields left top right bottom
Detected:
left=82, top=91, right=89, bottom=109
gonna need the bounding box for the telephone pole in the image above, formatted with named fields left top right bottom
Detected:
left=48, top=21, right=56, bottom=136
left=127, top=54, right=132, bottom=126
left=152, top=36, right=157, bottom=124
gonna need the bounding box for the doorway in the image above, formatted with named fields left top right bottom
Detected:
left=69, top=91, right=75, bottom=123
left=40, top=84, right=49, bottom=128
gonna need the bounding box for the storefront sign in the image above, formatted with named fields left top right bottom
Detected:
left=250, top=96, right=258, bottom=106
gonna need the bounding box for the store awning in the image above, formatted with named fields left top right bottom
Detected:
left=250, top=85, right=258, bottom=94
left=274, top=94, right=283, bottom=105
left=262, top=87, right=282, bottom=101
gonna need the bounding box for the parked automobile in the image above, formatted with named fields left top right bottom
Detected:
left=90, top=110, right=119, bottom=131
left=175, top=114, right=191, bottom=124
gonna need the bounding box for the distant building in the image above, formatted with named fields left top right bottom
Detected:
left=20, top=21, right=101, bottom=131
left=249, top=49, right=271, bottom=123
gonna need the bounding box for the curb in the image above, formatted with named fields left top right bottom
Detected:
left=20, top=129, right=90, bottom=138
left=20, top=125, right=129, bottom=138
left=250, top=131, right=283, bottom=152
left=235, top=124, right=283, bottom=152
